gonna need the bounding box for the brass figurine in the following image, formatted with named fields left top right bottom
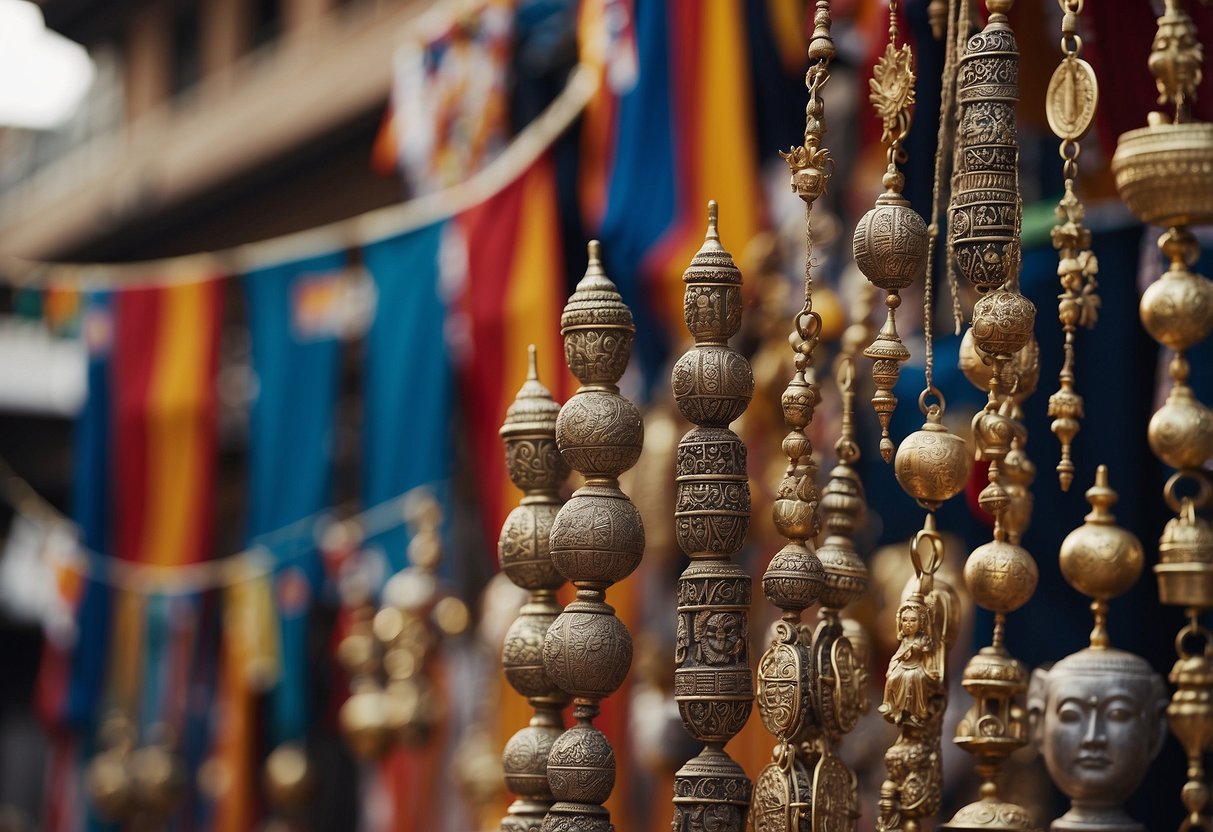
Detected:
left=1112, top=5, right=1213, bottom=828
left=542, top=241, right=644, bottom=832
left=751, top=5, right=836, bottom=828
left=1029, top=467, right=1167, bottom=832
left=498, top=345, right=571, bottom=832
left=854, top=0, right=928, bottom=463
left=1046, top=0, right=1101, bottom=492
left=670, top=201, right=756, bottom=832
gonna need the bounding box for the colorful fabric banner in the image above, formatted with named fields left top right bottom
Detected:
left=456, top=153, right=572, bottom=557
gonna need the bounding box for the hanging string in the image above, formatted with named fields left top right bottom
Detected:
left=0, top=455, right=434, bottom=595
left=922, top=0, right=968, bottom=394
left=0, top=63, right=598, bottom=290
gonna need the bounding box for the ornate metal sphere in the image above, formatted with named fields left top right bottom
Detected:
left=549, top=490, right=645, bottom=586
left=1059, top=468, right=1144, bottom=603
left=780, top=377, right=820, bottom=430
left=970, top=290, right=1036, bottom=357
left=499, top=503, right=564, bottom=591
left=502, top=723, right=562, bottom=799
left=265, top=743, right=313, bottom=810
left=671, top=345, right=754, bottom=427
left=852, top=195, right=929, bottom=291
left=816, top=544, right=869, bottom=611
left=963, top=539, right=1039, bottom=615
left=762, top=543, right=824, bottom=612
left=1148, top=385, right=1213, bottom=470
left=545, top=723, right=616, bottom=806
left=555, top=392, right=643, bottom=477
left=1140, top=265, right=1213, bottom=353
left=542, top=609, right=633, bottom=700
left=502, top=611, right=560, bottom=699
left=894, top=409, right=971, bottom=510
left=959, top=328, right=1040, bottom=400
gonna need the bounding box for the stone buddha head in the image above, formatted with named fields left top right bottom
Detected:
left=1027, top=647, right=1167, bottom=831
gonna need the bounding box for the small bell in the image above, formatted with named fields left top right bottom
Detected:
left=894, top=403, right=971, bottom=512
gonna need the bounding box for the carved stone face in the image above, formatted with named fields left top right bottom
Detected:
left=1028, top=648, right=1167, bottom=804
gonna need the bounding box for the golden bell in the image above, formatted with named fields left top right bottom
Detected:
left=1156, top=502, right=1213, bottom=610
left=894, top=405, right=971, bottom=511
left=1113, top=122, right=1213, bottom=227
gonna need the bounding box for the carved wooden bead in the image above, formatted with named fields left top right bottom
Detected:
left=672, top=346, right=755, bottom=427
left=502, top=723, right=563, bottom=799
left=549, top=490, right=645, bottom=586
left=502, top=611, right=560, bottom=699
left=853, top=195, right=928, bottom=291
left=499, top=504, right=564, bottom=591
left=545, top=723, right=616, bottom=806
left=543, top=607, right=633, bottom=700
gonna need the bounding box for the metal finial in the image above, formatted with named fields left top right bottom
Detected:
left=526, top=344, right=538, bottom=381
left=706, top=200, right=719, bottom=241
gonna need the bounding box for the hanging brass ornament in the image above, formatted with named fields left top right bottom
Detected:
left=264, top=742, right=315, bottom=813
left=750, top=4, right=837, bottom=828
left=1112, top=5, right=1213, bottom=828
left=854, top=0, right=927, bottom=463
left=1029, top=466, right=1167, bottom=832
left=1045, top=0, right=1100, bottom=491
left=541, top=241, right=644, bottom=832
left=669, top=202, right=755, bottom=832
left=497, top=345, right=571, bottom=832
left=86, top=714, right=186, bottom=824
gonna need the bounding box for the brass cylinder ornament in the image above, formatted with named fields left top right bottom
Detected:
left=541, top=241, right=644, bottom=832
left=669, top=201, right=755, bottom=832
left=949, top=0, right=1021, bottom=294
left=854, top=0, right=927, bottom=463
left=497, top=346, right=571, bottom=832
left=1029, top=467, right=1164, bottom=832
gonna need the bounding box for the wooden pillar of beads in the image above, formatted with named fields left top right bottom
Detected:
left=670, top=202, right=755, bottom=832
left=541, top=242, right=645, bottom=832
left=498, top=346, right=571, bottom=832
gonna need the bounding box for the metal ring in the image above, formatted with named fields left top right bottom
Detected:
left=795, top=309, right=822, bottom=342
left=918, top=386, right=946, bottom=416
left=1174, top=618, right=1213, bottom=660
left=910, top=526, right=945, bottom=578
left=1164, top=470, right=1212, bottom=514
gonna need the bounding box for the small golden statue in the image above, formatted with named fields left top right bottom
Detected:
left=880, top=598, right=943, bottom=729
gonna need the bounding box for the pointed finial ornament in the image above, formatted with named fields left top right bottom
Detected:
left=670, top=201, right=755, bottom=832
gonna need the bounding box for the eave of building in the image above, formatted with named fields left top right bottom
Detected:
left=3, top=0, right=429, bottom=260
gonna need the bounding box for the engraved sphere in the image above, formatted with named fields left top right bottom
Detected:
left=499, top=503, right=564, bottom=591
left=555, top=392, right=643, bottom=477
left=1148, top=389, right=1213, bottom=470
left=959, top=328, right=1039, bottom=400
left=1060, top=524, right=1144, bottom=603
left=502, top=611, right=561, bottom=698
left=971, top=290, right=1036, bottom=357
left=671, top=345, right=754, bottom=427
left=963, top=539, right=1039, bottom=614
left=543, top=609, right=633, bottom=699
left=549, top=490, right=645, bottom=586
left=1140, top=267, right=1213, bottom=353
left=762, top=543, right=824, bottom=611
left=502, top=723, right=563, bottom=798
left=504, top=435, right=570, bottom=493
left=852, top=200, right=928, bottom=291
left=894, top=415, right=972, bottom=509
left=544, top=723, right=616, bottom=805
left=815, top=543, right=869, bottom=610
